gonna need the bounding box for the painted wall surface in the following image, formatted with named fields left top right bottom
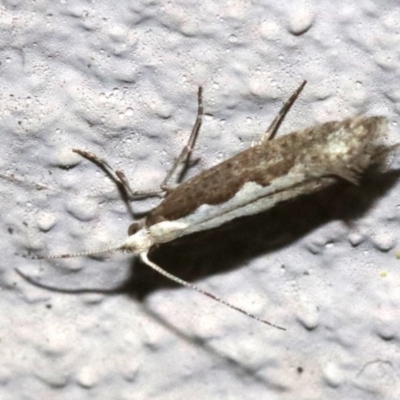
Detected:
left=1, top=1, right=400, bottom=399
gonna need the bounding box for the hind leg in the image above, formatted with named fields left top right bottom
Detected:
left=259, top=80, right=307, bottom=144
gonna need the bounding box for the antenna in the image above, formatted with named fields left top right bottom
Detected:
left=140, top=253, right=285, bottom=330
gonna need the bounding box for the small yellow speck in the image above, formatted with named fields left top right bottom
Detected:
left=380, top=271, right=388, bottom=278
left=395, top=251, right=400, bottom=259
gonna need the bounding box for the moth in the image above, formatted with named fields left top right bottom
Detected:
left=18, top=81, right=394, bottom=330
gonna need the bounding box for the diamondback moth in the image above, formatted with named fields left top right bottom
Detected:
left=17, top=81, right=396, bottom=330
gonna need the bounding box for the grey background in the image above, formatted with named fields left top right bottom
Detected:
left=1, top=0, right=400, bottom=399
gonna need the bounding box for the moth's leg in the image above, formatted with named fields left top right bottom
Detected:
left=73, top=86, right=204, bottom=200
left=260, top=80, right=307, bottom=144
left=160, top=86, right=204, bottom=193
left=72, top=149, right=133, bottom=218
left=72, top=149, right=164, bottom=200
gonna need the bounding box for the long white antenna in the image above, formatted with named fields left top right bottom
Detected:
left=24, top=244, right=123, bottom=260
left=19, top=245, right=285, bottom=329
left=140, top=252, right=285, bottom=330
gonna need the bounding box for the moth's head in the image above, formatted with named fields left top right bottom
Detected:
left=119, top=226, right=153, bottom=254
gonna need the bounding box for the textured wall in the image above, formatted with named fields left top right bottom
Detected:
left=1, top=0, right=400, bottom=399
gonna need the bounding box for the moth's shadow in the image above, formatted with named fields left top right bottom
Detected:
left=123, top=169, right=400, bottom=301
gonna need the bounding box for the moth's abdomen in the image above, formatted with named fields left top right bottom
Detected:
left=297, top=116, right=389, bottom=183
